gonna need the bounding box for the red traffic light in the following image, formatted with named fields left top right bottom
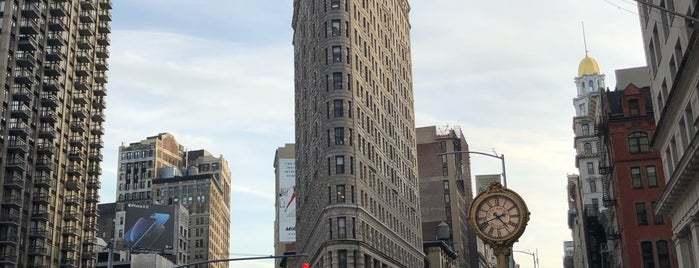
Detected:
left=301, top=263, right=310, bottom=268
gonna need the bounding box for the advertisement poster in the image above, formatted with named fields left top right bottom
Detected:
left=278, top=158, right=296, bottom=243
left=124, top=204, right=176, bottom=250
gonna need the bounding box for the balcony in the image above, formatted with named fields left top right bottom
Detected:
left=95, top=59, right=108, bottom=71
left=96, top=47, right=109, bottom=58
left=60, top=258, right=79, bottom=268
left=29, top=227, right=52, bottom=239
left=70, top=121, right=87, bottom=133
left=74, top=79, right=91, bottom=91
left=20, top=19, right=40, bottom=35
left=89, top=138, right=104, bottom=148
left=15, top=52, right=37, bottom=67
left=75, top=63, right=91, bottom=77
left=93, top=84, right=107, bottom=96
left=92, top=112, right=105, bottom=122
left=97, top=22, right=110, bottom=33
left=9, top=122, right=32, bottom=137
left=18, top=36, right=38, bottom=51
left=88, top=164, right=102, bottom=175
left=44, top=62, right=66, bottom=77
left=96, top=33, right=110, bottom=46
left=49, top=2, right=68, bottom=17
left=86, top=192, right=99, bottom=202
left=48, top=17, right=68, bottom=32
left=99, top=0, right=112, bottom=10
left=41, top=92, right=61, bottom=107
left=32, top=192, right=50, bottom=204
left=14, top=69, right=36, bottom=85
left=35, top=158, right=56, bottom=172
left=85, top=207, right=99, bottom=216
left=11, top=86, right=33, bottom=102
left=10, top=104, right=32, bottom=119
left=66, top=164, right=85, bottom=176
left=73, top=92, right=89, bottom=104
left=67, top=150, right=85, bottom=162
left=76, top=49, right=92, bottom=63
left=28, top=246, right=48, bottom=256
left=45, top=49, right=66, bottom=62
left=72, top=107, right=88, bottom=118
left=46, top=32, right=67, bottom=47
left=2, top=194, right=22, bottom=208
left=79, top=23, right=94, bottom=36
left=65, top=179, right=84, bottom=191
left=36, top=143, right=57, bottom=156
left=0, top=213, right=20, bottom=226
left=21, top=3, right=41, bottom=18
left=3, top=173, right=24, bottom=190
left=30, top=211, right=51, bottom=222
left=98, top=9, right=111, bottom=21
left=39, top=111, right=58, bottom=124
left=90, top=125, right=105, bottom=135
left=0, top=234, right=19, bottom=246
left=38, top=125, right=57, bottom=139
left=69, top=136, right=86, bottom=147
left=79, top=10, right=95, bottom=23
left=34, top=173, right=55, bottom=189
left=86, top=178, right=101, bottom=189
left=62, top=226, right=80, bottom=237
left=7, top=139, right=29, bottom=154
left=5, top=157, right=27, bottom=172
left=94, top=72, right=107, bottom=83
left=93, top=98, right=106, bottom=109
left=82, top=252, right=97, bottom=260
left=81, top=0, right=95, bottom=10
left=0, top=254, right=18, bottom=264
left=63, top=211, right=80, bottom=221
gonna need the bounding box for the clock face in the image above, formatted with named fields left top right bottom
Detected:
left=474, top=194, right=523, bottom=240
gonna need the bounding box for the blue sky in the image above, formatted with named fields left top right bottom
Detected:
left=99, top=1, right=648, bottom=267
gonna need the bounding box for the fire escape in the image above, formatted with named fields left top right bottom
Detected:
left=597, top=121, right=620, bottom=268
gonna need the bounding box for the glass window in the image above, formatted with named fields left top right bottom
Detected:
left=443, top=180, right=449, bottom=190
left=338, top=217, right=346, bottom=238
left=584, top=143, right=592, bottom=154
left=657, top=240, right=671, bottom=268
left=336, top=185, right=345, bottom=203
left=636, top=202, right=648, bottom=225
left=336, top=156, right=345, bottom=174
left=333, top=72, right=342, bottom=89
left=338, top=250, right=347, bottom=268
left=629, top=99, right=640, bottom=116
left=582, top=124, right=589, bottom=135
left=631, top=167, right=642, bottom=188
left=331, top=0, right=340, bottom=9
left=332, top=46, right=341, bottom=62
left=641, top=241, right=654, bottom=268
left=587, top=162, right=594, bottom=174
left=589, top=180, right=597, bottom=193
left=646, top=166, right=658, bottom=187
left=334, top=127, right=344, bottom=145
left=331, top=20, right=340, bottom=36
left=629, top=132, right=650, bottom=153
left=333, top=100, right=343, bottom=117
left=652, top=202, right=664, bottom=224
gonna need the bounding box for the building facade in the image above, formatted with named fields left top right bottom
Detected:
left=0, top=0, right=111, bottom=267
left=292, top=0, right=424, bottom=266
left=568, top=54, right=608, bottom=268
left=636, top=1, right=699, bottom=267
left=274, top=144, right=297, bottom=267
left=416, top=126, right=476, bottom=268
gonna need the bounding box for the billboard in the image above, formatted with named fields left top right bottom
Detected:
left=124, top=203, right=177, bottom=251
left=278, top=158, right=296, bottom=243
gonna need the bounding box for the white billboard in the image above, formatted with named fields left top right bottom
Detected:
left=278, top=158, right=296, bottom=243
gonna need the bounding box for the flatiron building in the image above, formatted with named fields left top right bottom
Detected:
left=292, top=0, right=423, bottom=266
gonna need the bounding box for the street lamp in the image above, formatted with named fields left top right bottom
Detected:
left=513, top=249, right=539, bottom=268
left=437, top=150, right=507, bottom=188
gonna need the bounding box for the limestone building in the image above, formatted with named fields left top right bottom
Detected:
left=292, top=0, right=424, bottom=266
left=0, top=0, right=111, bottom=267
left=636, top=1, right=699, bottom=266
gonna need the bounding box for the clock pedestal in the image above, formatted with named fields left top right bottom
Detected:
left=493, top=245, right=511, bottom=268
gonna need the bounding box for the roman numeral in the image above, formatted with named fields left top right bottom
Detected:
left=487, top=227, right=495, bottom=236
left=479, top=222, right=489, bottom=230
left=510, top=214, right=520, bottom=218
left=494, top=198, right=500, bottom=206
left=496, top=228, right=502, bottom=237
left=508, top=221, right=518, bottom=227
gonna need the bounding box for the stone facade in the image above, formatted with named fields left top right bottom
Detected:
left=292, top=0, right=424, bottom=266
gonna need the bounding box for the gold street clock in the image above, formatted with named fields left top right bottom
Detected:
left=468, top=182, right=530, bottom=268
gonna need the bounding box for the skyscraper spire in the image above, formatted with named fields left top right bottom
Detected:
left=582, top=21, right=589, bottom=56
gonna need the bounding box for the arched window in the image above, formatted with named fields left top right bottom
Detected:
left=628, top=132, right=650, bottom=153
left=588, top=80, right=594, bottom=90
left=584, top=143, right=593, bottom=154
left=657, top=240, right=671, bottom=268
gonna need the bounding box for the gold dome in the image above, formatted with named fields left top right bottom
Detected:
left=578, top=56, right=601, bottom=77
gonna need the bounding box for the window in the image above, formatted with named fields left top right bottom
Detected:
left=336, top=156, right=345, bottom=174
left=336, top=185, right=346, bottom=203
left=338, top=250, right=347, bottom=268
left=641, top=241, right=654, bottom=268
left=337, top=217, right=346, bottom=238
left=589, top=180, right=597, bottom=193
left=636, top=202, right=648, bottom=225
left=333, top=100, right=343, bottom=117
left=443, top=180, right=449, bottom=190
left=592, top=198, right=599, bottom=210
left=584, top=143, right=592, bottom=154
left=652, top=202, right=664, bottom=224
left=582, top=124, right=589, bottom=135
left=657, top=240, right=671, bottom=268
left=331, top=0, right=340, bottom=9
left=646, top=166, right=658, bottom=187
left=333, top=72, right=343, bottom=89
left=331, top=20, right=341, bottom=36
left=628, top=99, right=640, bottom=116
left=631, top=167, right=642, bottom=188
left=332, top=46, right=341, bottom=62
left=334, top=127, right=344, bottom=145
left=629, top=132, right=650, bottom=153
left=587, top=162, right=594, bottom=174
left=444, top=193, right=450, bottom=204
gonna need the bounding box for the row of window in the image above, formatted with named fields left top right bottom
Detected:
left=579, top=131, right=650, bottom=155
left=635, top=201, right=664, bottom=226
left=329, top=184, right=355, bottom=204
left=641, top=240, right=672, bottom=268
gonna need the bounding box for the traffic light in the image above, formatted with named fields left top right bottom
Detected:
left=301, top=263, right=310, bottom=268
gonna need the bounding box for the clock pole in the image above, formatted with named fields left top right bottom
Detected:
left=493, top=245, right=511, bottom=268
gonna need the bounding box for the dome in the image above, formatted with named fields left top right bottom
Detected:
left=578, top=56, right=601, bottom=77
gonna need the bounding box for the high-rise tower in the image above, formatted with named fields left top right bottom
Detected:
left=292, top=0, right=424, bottom=266
left=0, top=0, right=111, bottom=267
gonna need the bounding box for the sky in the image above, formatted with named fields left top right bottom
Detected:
left=100, top=0, right=650, bottom=267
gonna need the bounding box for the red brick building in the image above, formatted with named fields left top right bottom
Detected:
left=601, top=84, right=676, bottom=268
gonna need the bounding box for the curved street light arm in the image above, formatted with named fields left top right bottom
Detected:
left=437, top=150, right=507, bottom=188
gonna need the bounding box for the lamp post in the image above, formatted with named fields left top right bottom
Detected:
left=437, top=150, right=507, bottom=188
left=513, top=249, right=538, bottom=268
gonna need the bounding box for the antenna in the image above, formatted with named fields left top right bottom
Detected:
left=582, top=22, right=589, bottom=56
